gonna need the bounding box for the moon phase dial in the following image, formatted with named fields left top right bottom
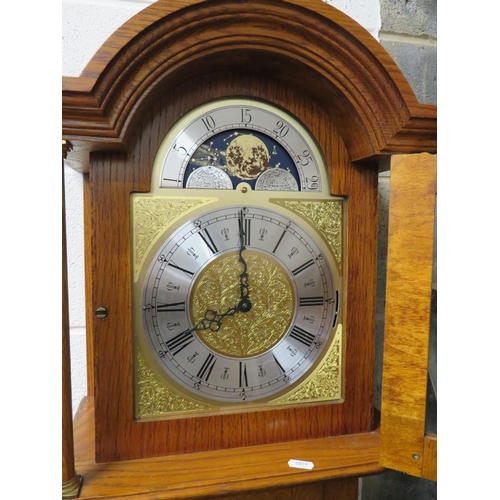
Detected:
left=140, top=205, right=339, bottom=403
left=157, top=99, right=322, bottom=192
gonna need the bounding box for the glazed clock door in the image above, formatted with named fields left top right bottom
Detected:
left=131, top=98, right=345, bottom=418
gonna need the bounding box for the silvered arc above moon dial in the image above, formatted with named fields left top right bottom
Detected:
left=142, top=206, right=339, bottom=402
left=158, top=101, right=322, bottom=192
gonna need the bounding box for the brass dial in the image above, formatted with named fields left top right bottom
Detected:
left=140, top=205, right=338, bottom=403
left=132, top=98, right=344, bottom=415
left=190, top=250, right=295, bottom=358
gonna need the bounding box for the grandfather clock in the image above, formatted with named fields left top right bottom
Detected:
left=62, top=0, right=437, bottom=498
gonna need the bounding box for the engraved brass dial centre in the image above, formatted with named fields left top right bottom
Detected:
left=189, top=250, right=295, bottom=358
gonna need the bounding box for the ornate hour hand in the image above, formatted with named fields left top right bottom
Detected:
left=190, top=306, right=239, bottom=334
left=238, top=209, right=252, bottom=313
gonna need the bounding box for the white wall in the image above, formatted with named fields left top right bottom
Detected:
left=63, top=0, right=381, bottom=414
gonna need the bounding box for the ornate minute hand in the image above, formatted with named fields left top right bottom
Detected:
left=238, top=209, right=252, bottom=312
left=180, top=209, right=251, bottom=337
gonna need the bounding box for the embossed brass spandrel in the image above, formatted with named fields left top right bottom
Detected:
left=272, top=198, right=343, bottom=275
left=269, top=325, right=343, bottom=405
left=131, top=98, right=345, bottom=419
left=131, top=196, right=218, bottom=281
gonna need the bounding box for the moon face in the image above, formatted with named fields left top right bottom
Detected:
left=226, top=134, right=270, bottom=180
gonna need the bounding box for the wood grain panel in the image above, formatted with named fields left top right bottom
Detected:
left=62, top=0, right=439, bottom=491
left=379, top=153, right=437, bottom=478
left=422, top=435, right=437, bottom=481
left=85, top=72, right=378, bottom=462
left=74, top=398, right=377, bottom=500
left=205, top=482, right=352, bottom=500
left=62, top=0, right=436, bottom=160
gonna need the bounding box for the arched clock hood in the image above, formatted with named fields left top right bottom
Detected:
left=62, top=0, right=436, bottom=164
left=62, top=0, right=437, bottom=489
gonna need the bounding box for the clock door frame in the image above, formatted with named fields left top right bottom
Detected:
left=380, top=153, right=437, bottom=481
left=62, top=0, right=437, bottom=467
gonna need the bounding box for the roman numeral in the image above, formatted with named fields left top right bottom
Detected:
left=198, top=228, right=218, bottom=255
left=239, top=218, right=251, bottom=246
left=166, top=330, right=195, bottom=356
left=299, top=296, right=324, bottom=307
left=167, top=262, right=194, bottom=276
left=292, top=259, right=315, bottom=276
left=273, top=229, right=287, bottom=254
left=289, top=325, right=316, bottom=347
left=157, top=302, right=185, bottom=312
left=333, top=290, right=339, bottom=328
left=197, top=354, right=217, bottom=381
left=272, top=354, right=285, bottom=374
left=239, top=362, right=248, bottom=387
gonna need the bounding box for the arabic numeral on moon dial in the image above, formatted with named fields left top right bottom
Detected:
left=201, top=115, right=216, bottom=131
left=173, top=143, right=187, bottom=156
left=304, top=175, right=319, bottom=190
left=273, top=120, right=289, bottom=137
left=241, top=108, right=252, bottom=123
left=297, top=150, right=311, bottom=166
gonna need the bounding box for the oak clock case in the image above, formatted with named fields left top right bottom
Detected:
left=131, top=99, right=344, bottom=419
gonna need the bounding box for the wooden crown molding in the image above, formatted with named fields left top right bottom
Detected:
left=62, top=0, right=436, bottom=163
